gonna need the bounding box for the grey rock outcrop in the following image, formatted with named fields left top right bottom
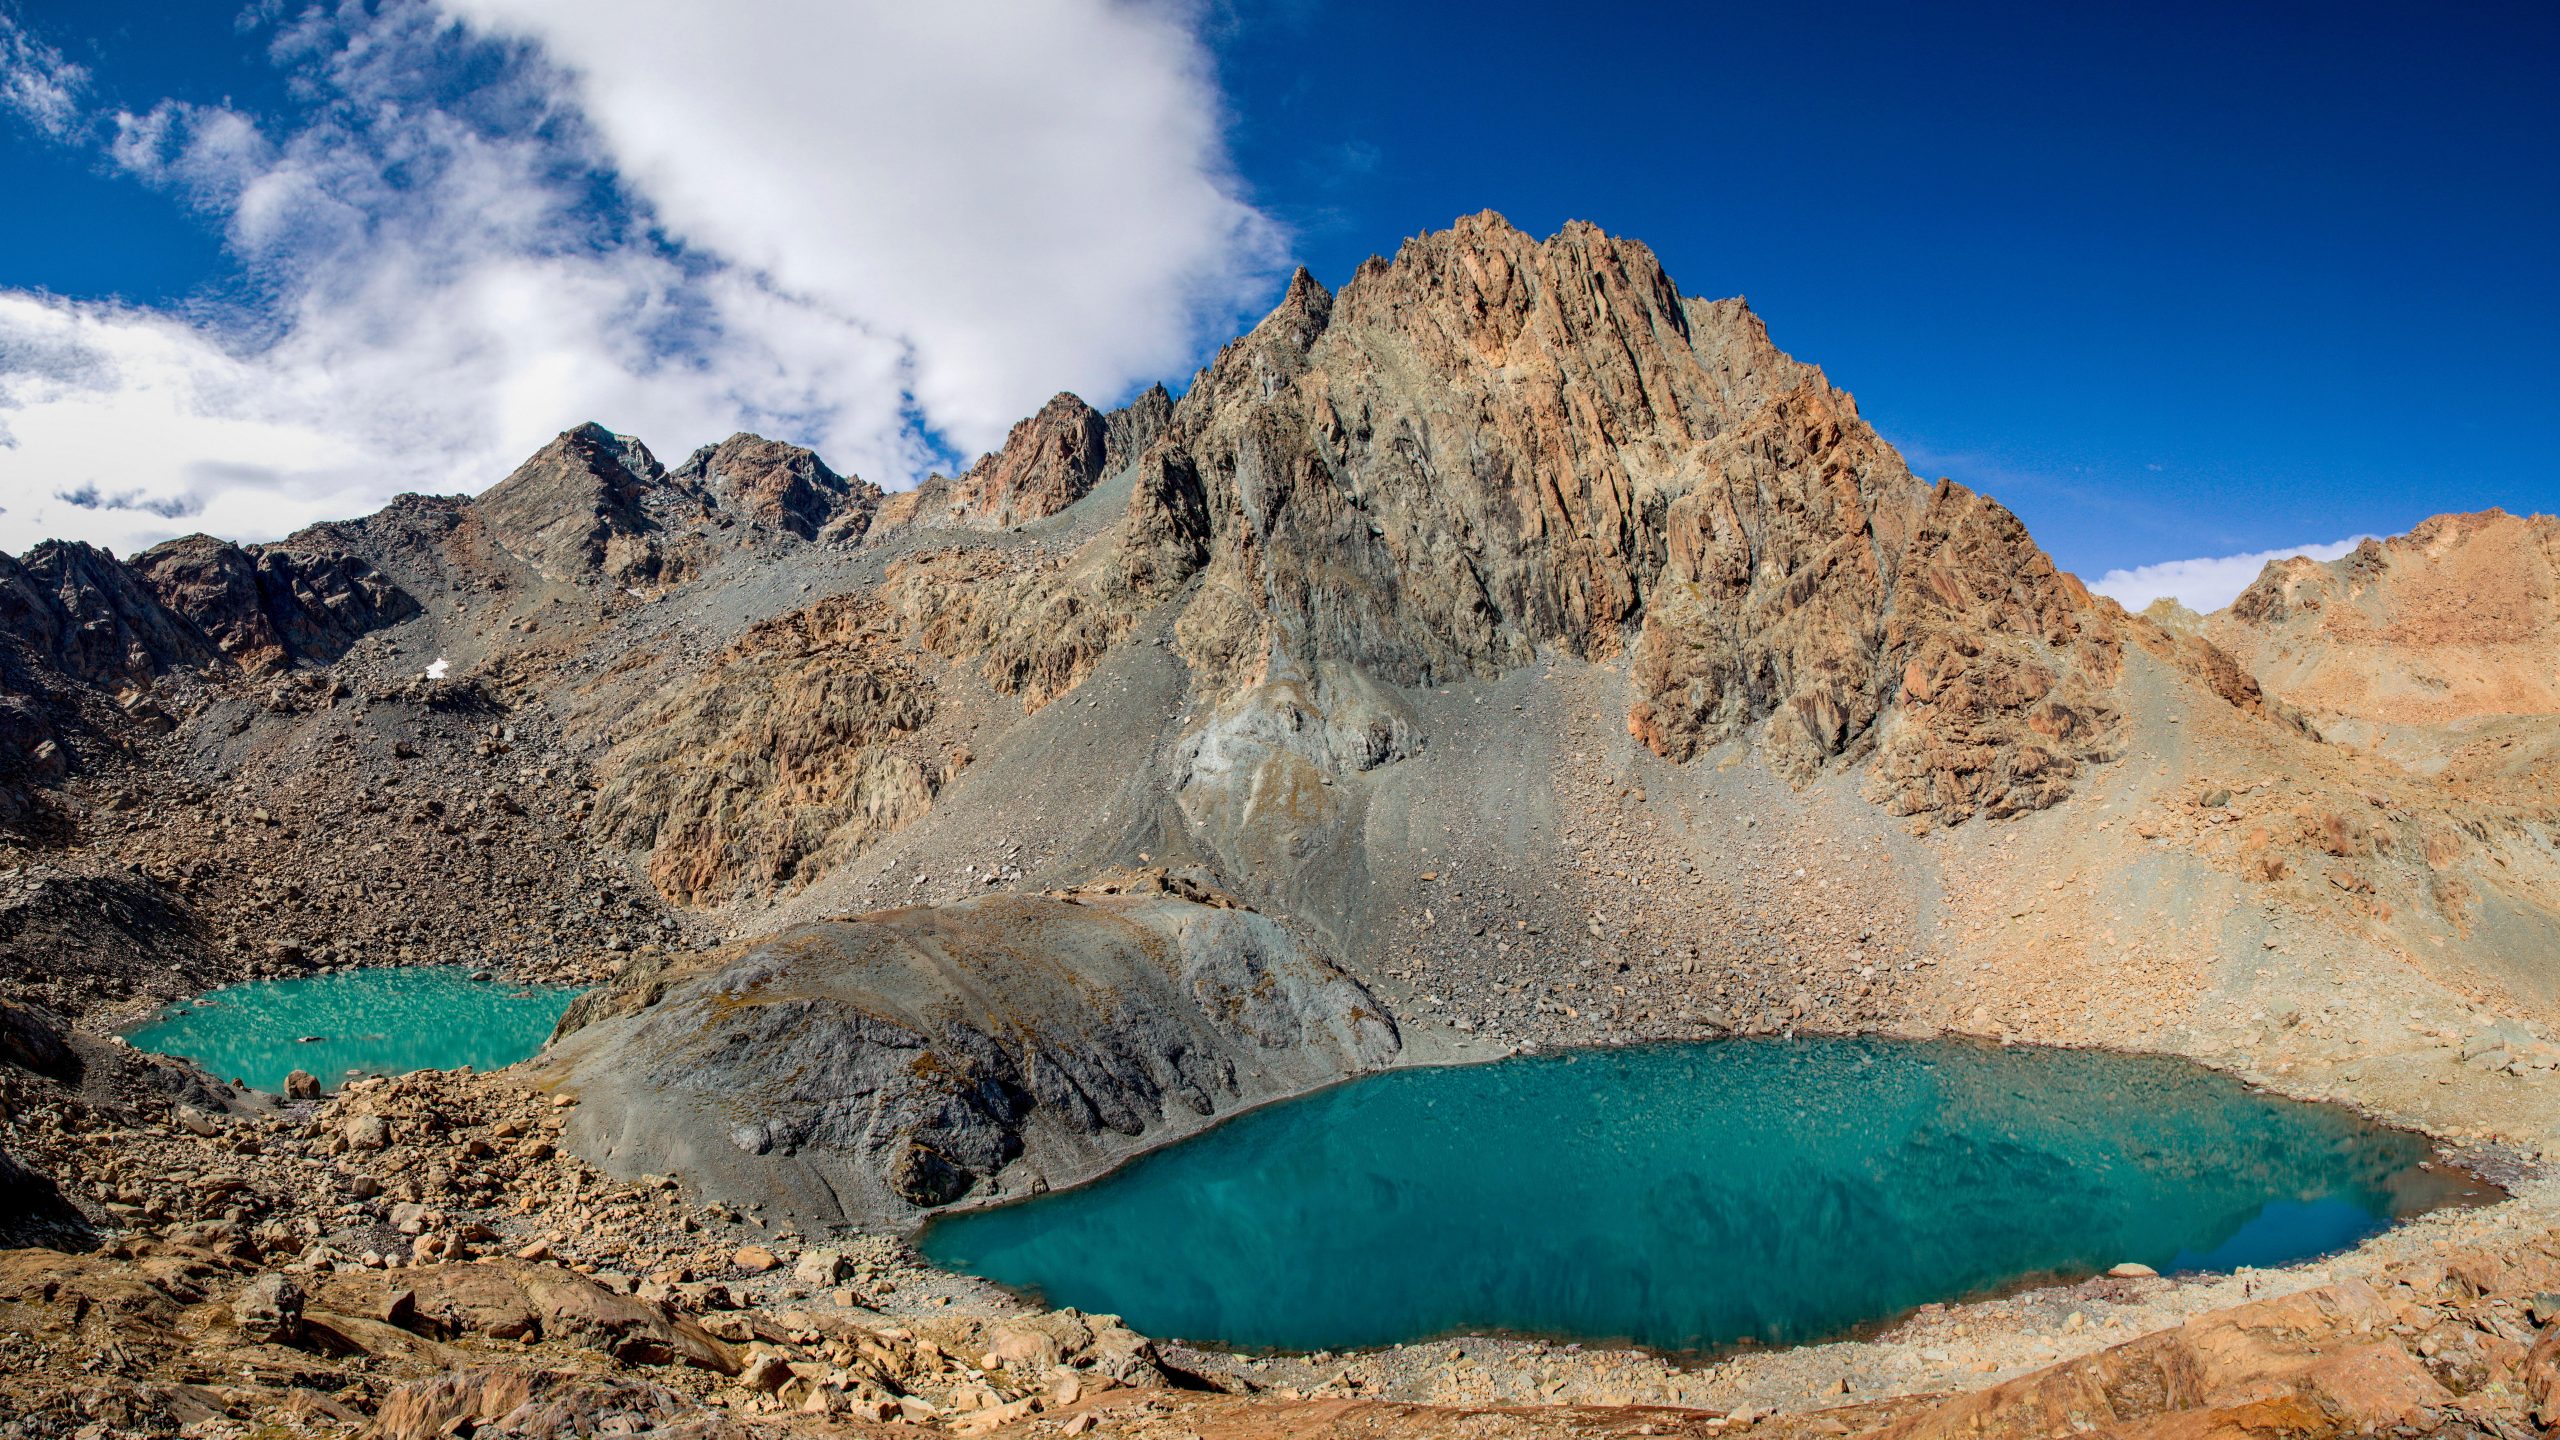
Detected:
left=476, top=422, right=687, bottom=583
left=1102, top=382, right=1175, bottom=477
left=0, top=1145, right=93, bottom=1252
left=542, top=879, right=1400, bottom=1226
left=666, top=433, right=880, bottom=543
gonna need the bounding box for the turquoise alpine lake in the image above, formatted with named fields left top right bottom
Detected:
left=921, top=1037, right=2484, bottom=1354
left=124, top=966, right=583, bottom=1093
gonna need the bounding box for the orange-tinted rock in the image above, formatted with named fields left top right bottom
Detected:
left=587, top=594, right=945, bottom=904
left=2213, top=508, right=2560, bottom=724
left=942, top=392, right=1107, bottom=528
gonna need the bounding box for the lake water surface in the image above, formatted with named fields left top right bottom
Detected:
left=125, top=965, right=582, bottom=1093
left=922, top=1037, right=2482, bottom=1353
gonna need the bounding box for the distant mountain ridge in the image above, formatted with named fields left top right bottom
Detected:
left=2209, top=508, right=2560, bottom=727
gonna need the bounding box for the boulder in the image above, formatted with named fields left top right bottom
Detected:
left=791, top=1248, right=850, bottom=1288
left=543, top=887, right=1400, bottom=1228
left=311, top=1261, right=736, bottom=1373
left=374, top=1367, right=748, bottom=1440
left=230, top=1272, right=303, bottom=1345
left=0, top=1002, right=78, bottom=1083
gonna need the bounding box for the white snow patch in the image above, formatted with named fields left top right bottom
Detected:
left=424, top=657, right=450, bottom=681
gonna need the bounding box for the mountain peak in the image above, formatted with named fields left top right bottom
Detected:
left=668, top=432, right=878, bottom=544
left=476, top=423, right=676, bottom=581
left=937, top=393, right=1108, bottom=529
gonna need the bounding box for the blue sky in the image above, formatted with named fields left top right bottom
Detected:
left=1208, top=0, right=2560, bottom=597
left=0, top=0, right=2551, bottom=608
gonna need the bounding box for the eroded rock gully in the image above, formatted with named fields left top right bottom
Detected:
left=4, top=211, right=2558, bottom=1439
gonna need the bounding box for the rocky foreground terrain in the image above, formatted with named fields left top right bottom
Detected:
left=3, top=212, right=2558, bottom=1437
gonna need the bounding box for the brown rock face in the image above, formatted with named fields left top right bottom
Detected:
left=476, top=422, right=684, bottom=583
left=909, top=213, right=2140, bottom=825
left=1863, top=1279, right=2456, bottom=1440
left=667, top=432, right=879, bottom=542
left=130, top=533, right=416, bottom=671
left=2212, top=508, right=2560, bottom=724
left=586, top=595, right=948, bottom=905
left=886, top=445, right=1215, bottom=710
left=374, top=1370, right=748, bottom=1440
left=0, top=540, right=216, bottom=685
left=873, top=386, right=1168, bottom=537
left=941, top=392, right=1108, bottom=528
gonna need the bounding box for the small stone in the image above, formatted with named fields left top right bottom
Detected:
left=515, top=1239, right=553, bottom=1262
left=343, top=1114, right=390, bottom=1150
left=231, top=1272, right=303, bottom=1345
left=283, top=1070, right=322, bottom=1099
left=733, top=1244, right=781, bottom=1274
left=792, top=1248, right=850, bottom=1287
left=699, top=1312, right=754, bottom=1342
left=2107, top=1262, right=2158, bottom=1278
left=738, top=1354, right=793, bottom=1392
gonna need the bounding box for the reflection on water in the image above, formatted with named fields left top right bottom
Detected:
left=924, top=1037, right=2487, bottom=1353
left=126, top=966, right=582, bottom=1093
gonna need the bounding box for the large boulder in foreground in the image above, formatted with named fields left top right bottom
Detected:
left=540, top=875, right=1401, bottom=1227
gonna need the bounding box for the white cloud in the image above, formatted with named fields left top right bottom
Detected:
left=0, top=16, right=85, bottom=140
left=440, top=0, right=1283, bottom=450
left=2090, top=537, right=2373, bottom=614
left=0, top=2, right=1284, bottom=557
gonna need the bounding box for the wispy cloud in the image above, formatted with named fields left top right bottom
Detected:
left=53, top=482, right=200, bottom=518
left=2090, top=537, right=2372, bottom=614
left=0, top=1, right=1288, bottom=555
left=0, top=15, right=86, bottom=140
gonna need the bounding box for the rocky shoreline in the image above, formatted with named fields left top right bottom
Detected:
left=6, top=1023, right=2560, bottom=1437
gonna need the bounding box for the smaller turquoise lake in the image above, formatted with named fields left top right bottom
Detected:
left=923, top=1038, right=2483, bottom=1354
left=126, top=966, right=583, bottom=1093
